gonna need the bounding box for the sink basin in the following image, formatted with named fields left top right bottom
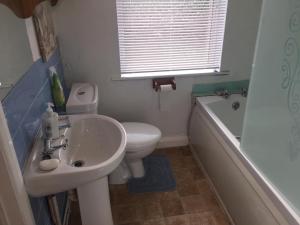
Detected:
left=24, top=114, right=127, bottom=225
left=24, top=114, right=126, bottom=196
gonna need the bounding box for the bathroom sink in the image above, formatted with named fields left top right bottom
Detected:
left=24, top=114, right=126, bottom=197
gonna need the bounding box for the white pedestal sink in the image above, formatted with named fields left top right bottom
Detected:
left=24, top=114, right=127, bottom=225
left=77, top=177, right=112, bottom=225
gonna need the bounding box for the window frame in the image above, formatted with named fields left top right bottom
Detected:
left=114, top=0, right=230, bottom=80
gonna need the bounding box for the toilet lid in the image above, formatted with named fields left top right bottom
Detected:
left=122, top=122, right=161, bottom=151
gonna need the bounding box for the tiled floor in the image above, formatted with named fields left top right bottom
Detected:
left=69, top=146, right=231, bottom=225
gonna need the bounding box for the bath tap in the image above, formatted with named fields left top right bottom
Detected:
left=241, top=88, right=247, bottom=97
left=223, top=90, right=230, bottom=98
left=215, top=89, right=230, bottom=99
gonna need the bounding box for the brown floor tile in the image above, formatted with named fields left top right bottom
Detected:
left=69, top=147, right=230, bottom=225
left=211, top=211, right=230, bottom=225
left=196, top=180, right=213, bottom=195
left=179, top=146, right=192, bottom=156
left=116, top=223, right=142, bottom=225
left=188, top=211, right=230, bottom=225
left=169, top=156, right=187, bottom=169
left=138, top=203, right=163, bottom=221
left=166, top=148, right=199, bottom=171
left=182, top=156, right=199, bottom=169
left=173, top=168, right=192, bottom=181
left=165, top=215, right=190, bottom=225
left=174, top=168, right=204, bottom=197
left=68, top=202, right=82, bottom=225
left=160, top=197, right=185, bottom=217
left=110, top=184, right=165, bottom=206
left=112, top=205, right=140, bottom=224
left=177, top=178, right=200, bottom=197
left=181, top=194, right=220, bottom=214
left=189, top=213, right=211, bottom=225
left=190, top=167, right=205, bottom=180
left=135, top=192, right=162, bottom=205
left=110, top=184, right=140, bottom=206
left=142, top=219, right=166, bottom=225
left=157, top=191, right=179, bottom=201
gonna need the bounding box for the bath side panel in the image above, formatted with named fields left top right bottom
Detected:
left=189, top=107, right=280, bottom=225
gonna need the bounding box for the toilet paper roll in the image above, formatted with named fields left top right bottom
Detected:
left=158, top=84, right=175, bottom=111
left=159, top=84, right=173, bottom=92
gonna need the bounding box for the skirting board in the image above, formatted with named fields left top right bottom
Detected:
left=157, top=135, right=189, bottom=149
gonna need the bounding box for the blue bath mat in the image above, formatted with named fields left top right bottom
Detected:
left=128, top=155, right=176, bottom=193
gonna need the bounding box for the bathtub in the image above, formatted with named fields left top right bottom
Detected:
left=189, top=94, right=292, bottom=225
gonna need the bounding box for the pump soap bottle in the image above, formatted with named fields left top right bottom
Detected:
left=42, top=103, right=60, bottom=140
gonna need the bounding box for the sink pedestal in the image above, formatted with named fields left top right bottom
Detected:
left=77, top=176, right=113, bottom=225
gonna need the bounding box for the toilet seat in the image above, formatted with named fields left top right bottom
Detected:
left=122, top=122, right=161, bottom=151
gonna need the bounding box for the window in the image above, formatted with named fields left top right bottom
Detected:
left=116, top=0, right=228, bottom=78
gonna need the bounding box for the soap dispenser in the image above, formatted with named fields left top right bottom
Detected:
left=42, top=103, right=59, bottom=140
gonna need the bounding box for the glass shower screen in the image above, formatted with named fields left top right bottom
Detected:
left=241, top=0, right=300, bottom=217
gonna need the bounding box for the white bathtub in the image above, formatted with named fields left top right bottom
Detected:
left=197, top=94, right=246, bottom=138
left=189, top=94, right=292, bottom=225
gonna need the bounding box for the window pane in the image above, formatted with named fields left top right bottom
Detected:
left=116, top=0, right=228, bottom=77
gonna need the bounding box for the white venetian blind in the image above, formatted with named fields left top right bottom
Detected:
left=116, top=0, right=228, bottom=78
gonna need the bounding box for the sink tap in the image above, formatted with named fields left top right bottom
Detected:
left=44, top=138, right=68, bottom=155
left=59, top=116, right=71, bottom=130
left=215, top=89, right=230, bottom=99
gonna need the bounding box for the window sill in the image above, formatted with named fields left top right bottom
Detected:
left=112, top=69, right=230, bottom=81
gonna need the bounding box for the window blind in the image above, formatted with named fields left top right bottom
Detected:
left=116, top=0, right=228, bottom=78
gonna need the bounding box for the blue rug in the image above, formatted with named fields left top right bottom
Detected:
left=128, top=155, right=176, bottom=193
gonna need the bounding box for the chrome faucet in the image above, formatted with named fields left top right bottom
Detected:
left=58, top=116, right=71, bottom=129
left=215, top=89, right=230, bottom=99
left=44, top=138, right=68, bottom=155
left=43, top=116, right=71, bottom=155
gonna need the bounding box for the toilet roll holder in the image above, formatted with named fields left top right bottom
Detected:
left=152, top=77, right=176, bottom=92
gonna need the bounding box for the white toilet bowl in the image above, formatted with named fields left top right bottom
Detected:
left=124, top=122, right=161, bottom=178
left=109, top=122, right=161, bottom=184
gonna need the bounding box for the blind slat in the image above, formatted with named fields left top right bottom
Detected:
left=119, top=34, right=225, bottom=40
left=117, top=0, right=228, bottom=77
left=120, top=41, right=224, bottom=46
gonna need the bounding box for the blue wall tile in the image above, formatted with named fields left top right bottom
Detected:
left=56, top=192, right=68, bottom=221
left=38, top=199, right=53, bottom=225
left=30, top=197, right=43, bottom=223
left=13, top=130, right=28, bottom=166
left=2, top=49, right=67, bottom=225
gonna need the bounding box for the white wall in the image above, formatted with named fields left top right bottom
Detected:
left=0, top=5, right=33, bottom=99
left=53, top=0, right=261, bottom=145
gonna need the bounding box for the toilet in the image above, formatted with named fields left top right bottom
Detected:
left=122, top=122, right=161, bottom=177
left=66, top=83, right=162, bottom=184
